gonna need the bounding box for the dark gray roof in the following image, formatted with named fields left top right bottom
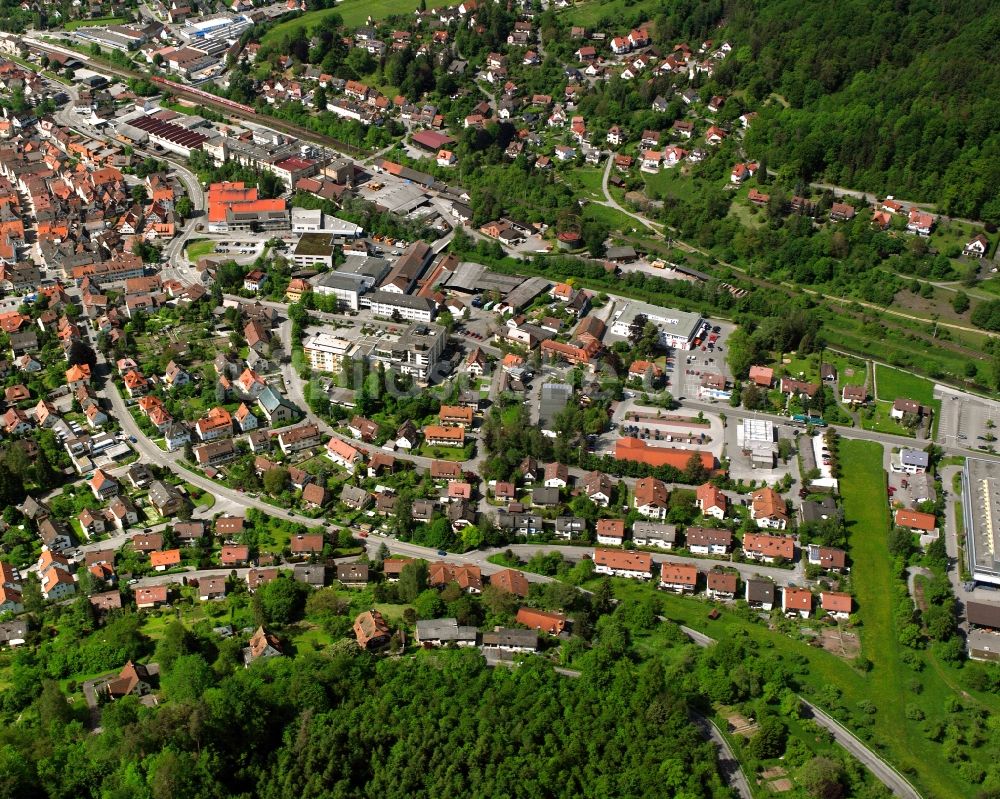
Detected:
left=366, top=290, right=436, bottom=313
left=554, top=516, right=586, bottom=532
left=746, top=579, right=774, bottom=604
left=481, top=628, right=538, bottom=649
left=967, top=602, right=1000, bottom=629
left=531, top=486, right=561, bottom=506
left=900, top=448, right=930, bottom=468
left=293, top=564, right=325, bottom=586
left=799, top=497, right=839, bottom=523
left=416, top=617, right=478, bottom=643
left=0, top=620, right=27, bottom=643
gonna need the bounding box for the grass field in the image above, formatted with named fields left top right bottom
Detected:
left=262, top=0, right=450, bottom=46
left=838, top=440, right=990, bottom=799
left=562, top=167, right=606, bottom=200
left=63, top=16, right=125, bottom=30
left=860, top=401, right=914, bottom=437
left=583, top=201, right=640, bottom=232
left=874, top=364, right=937, bottom=404
left=560, top=0, right=656, bottom=27
left=185, top=239, right=216, bottom=262
left=641, top=168, right=699, bottom=203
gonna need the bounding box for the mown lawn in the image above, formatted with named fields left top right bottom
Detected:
left=874, top=364, right=937, bottom=404
left=860, top=401, right=915, bottom=437
left=839, top=439, right=997, bottom=799
left=262, top=0, right=450, bottom=46
left=63, top=16, right=125, bottom=30
left=185, top=239, right=216, bottom=262
left=874, top=364, right=942, bottom=436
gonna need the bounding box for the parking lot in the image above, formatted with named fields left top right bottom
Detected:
left=211, top=239, right=266, bottom=256
left=666, top=321, right=736, bottom=400
left=936, top=385, right=1000, bottom=448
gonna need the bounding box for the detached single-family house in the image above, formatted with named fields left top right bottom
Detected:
left=782, top=586, right=813, bottom=618
left=750, top=487, right=788, bottom=530
left=706, top=569, right=738, bottom=601
left=745, top=578, right=775, bottom=611
left=658, top=562, right=698, bottom=593
left=634, top=476, right=668, bottom=520
left=686, top=527, right=732, bottom=555
left=695, top=482, right=727, bottom=520
left=593, top=548, right=652, bottom=580
left=743, top=533, right=795, bottom=563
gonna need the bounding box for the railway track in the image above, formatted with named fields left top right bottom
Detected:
left=25, top=39, right=367, bottom=158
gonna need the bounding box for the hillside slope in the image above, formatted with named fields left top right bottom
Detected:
left=572, top=0, right=1000, bottom=220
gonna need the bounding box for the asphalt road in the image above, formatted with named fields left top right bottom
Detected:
left=800, top=701, right=922, bottom=799
left=680, top=625, right=923, bottom=799
left=101, top=375, right=324, bottom=529
left=692, top=713, right=753, bottom=799
left=500, top=543, right=806, bottom=586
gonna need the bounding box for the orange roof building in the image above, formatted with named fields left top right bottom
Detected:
left=615, top=438, right=714, bottom=471
left=782, top=586, right=813, bottom=616
left=593, top=548, right=653, bottom=579
left=658, top=562, right=698, bottom=592
left=428, top=562, right=483, bottom=593
left=150, top=549, right=181, bottom=570
left=750, top=487, right=789, bottom=529
left=894, top=509, right=936, bottom=532
left=207, top=181, right=287, bottom=225
left=516, top=607, right=567, bottom=635
left=822, top=591, right=854, bottom=617
left=491, top=568, right=530, bottom=597
left=743, top=533, right=795, bottom=562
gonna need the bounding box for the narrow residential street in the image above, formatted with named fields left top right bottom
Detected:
left=682, top=627, right=923, bottom=799
left=100, top=375, right=324, bottom=529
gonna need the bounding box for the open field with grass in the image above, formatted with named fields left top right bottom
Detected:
left=262, top=0, right=450, bottom=46
left=874, top=364, right=937, bottom=404
left=582, top=201, right=641, bottom=232
left=559, top=0, right=656, bottom=27
left=641, top=168, right=699, bottom=203
left=562, top=167, right=606, bottom=200
left=838, top=439, right=999, bottom=799
left=63, top=16, right=125, bottom=30
left=185, top=238, right=216, bottom=262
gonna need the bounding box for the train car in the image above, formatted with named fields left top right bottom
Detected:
left=150, top=76, right=256, bottom=116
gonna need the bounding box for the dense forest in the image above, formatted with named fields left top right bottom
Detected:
left=666, top=0, right=1000, bottom=219
left=0, top=600, right=739, bottom=799
left=557, top=0, right=1000, bottom=219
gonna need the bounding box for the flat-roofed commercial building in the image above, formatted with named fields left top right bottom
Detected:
left=365, top=290, right=436, bottom=323
left=292, top=233, right=337, bottom=269
left=609, top=301, right=705, bottom=350
left=737, top=418, right=777, bottom=469
left=311, top=271, right=362, bottom=309
left=963, top=458, right=1000, bottom=586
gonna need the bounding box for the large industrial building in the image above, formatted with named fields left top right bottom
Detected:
left=609, top=301, right=705, bottom=350
left=736, top=418, right=777, bottom=469
left=962, top=458, right=1000, bottom=586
